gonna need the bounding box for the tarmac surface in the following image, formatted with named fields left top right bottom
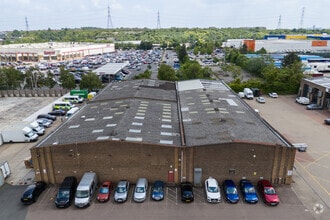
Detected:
left=247, top=94, right=330, bottom=220
left=0, top=94, right=329, bottom=220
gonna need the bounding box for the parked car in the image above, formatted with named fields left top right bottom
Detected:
left=205, top=177, right=221, bottom=203
left=223, top=180, right=239, bottom=204
left=256, top=97, right=266, bottom=103
left=114, top=180, right=129, bottom=203
left=37, top=114, right=56, bottom=121
left=48, top=109, right=66, bottom=116
left=324, top=118, right=330, bottom=125
left=36, top=118, right=52, bottom=128
left=239, top=179, right=258, bottom=204
left=55, top=176, right=77, bottom=208
left=180, top=182, right=194, bottom=203
left=151, top=180, right=165, bottom=201
left=295, top=97, right=310, bottom=105
left=133, top=178, right=148, bottom=202
left=21, top=181, right=47, bottom=205
left=268, top=92, right=278, bottom=98
left=257, top=179, right=279, bottom=206
left=306, top=103, right=323, bottom=110
left=97, top=181, right=111, bottom=202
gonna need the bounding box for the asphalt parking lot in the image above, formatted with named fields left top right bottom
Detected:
left=1, top=182, right=313, bottom=220
left=0, top=94, right=329, bottom=220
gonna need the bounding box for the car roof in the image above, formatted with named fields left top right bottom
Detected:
left=259, top=179, right=272, bottom=186
left=117, top=180, right=128, bottom=186
left=224, top=179, right=236, bottom=186
left=153, top=180, right=164, bottom=186
left=206, top=177, right=218, bottom=186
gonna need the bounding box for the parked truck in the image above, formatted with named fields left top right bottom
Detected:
left=0, top=126, right=38, bottom=143
left=30, top=121, right=45, bottom=136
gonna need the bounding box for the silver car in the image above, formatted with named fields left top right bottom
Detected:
left=114, top=180, right=129, bottom=203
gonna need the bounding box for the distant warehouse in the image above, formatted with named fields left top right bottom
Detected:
left=0, top=42, right=115, bottom=62
left=31, top=79, right=296, bottom=185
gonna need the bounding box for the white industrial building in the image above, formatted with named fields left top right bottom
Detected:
left=0, top=42, right=115, bottom=62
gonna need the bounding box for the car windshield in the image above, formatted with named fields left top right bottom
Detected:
left=23, top=186, right=35, bottom=197
left=135, top=187, right=145, bottom=193
left=183, top=191, right=192, bottom=196
left=116, top=186, right=126, bottom=193
left=153, top=186, right=163, bottom=192
left=57, top=190, right=70, bottom=199
left=264, top=187, right=276, bottom=195
left=99, top=187, right=109, bottom=194
left=75, top=190, right=89, bottom=198
left=244, top=187, right=256, bottom=194
left=226, top=187, right=237, bottom=194
left=207, top=186, right=219, bottom=193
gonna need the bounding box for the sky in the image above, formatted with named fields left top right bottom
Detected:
left=0, top=0, right=329, bottom=31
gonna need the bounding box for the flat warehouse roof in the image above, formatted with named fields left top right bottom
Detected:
left=93, top=62, right=128, bottom=76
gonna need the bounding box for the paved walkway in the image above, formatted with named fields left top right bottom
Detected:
left=247, top=94, right=330, bottom=219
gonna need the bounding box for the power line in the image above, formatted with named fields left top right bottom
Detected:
left=107, top=4, right=113, bottom=29
left=300, top=7, right=305, bottom=29
left=157, top=10, right=161, bottom=29
left=277, top=15, right=281, bottom=29
left=25, top=16, right=29, bottom=32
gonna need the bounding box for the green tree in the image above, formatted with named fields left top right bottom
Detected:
left=138, top=41, right=153, bottom=50
left=245, top=57, right=268, bottom=77
left=2, top=66, right=23, bottom=89
left=176, top=44, right=188, bottom=63
left=282, top=52, right=301, bottom=67
left=239, top=44, right=248, bottom=54
left=158, top=64, right=177, bottom=81
left=44, top=71, right=57, bottom=88
left=24, top=67, right=43, bottom=89
left=79, top=72, right=103, bottom=91
left=59, top=67, right=75, bottom=89
left=134, top=69, right=152, bottom=79
left=256, top=47, right=267, bottom=54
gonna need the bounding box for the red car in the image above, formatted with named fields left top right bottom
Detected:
left=257, top=179, right=279, bottom=206
left=97, top=182, right=111, bottom=202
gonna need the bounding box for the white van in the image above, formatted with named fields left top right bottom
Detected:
left=74, top=172, right=98, bottom=208
left=133, top=178, right=148, bottom=202
left=66, top=107, right=79, bottom=117
left=243, top=88, right=254, bottom=99
left=63, top=95, right=84, bottom=104
left=53, top=102, right=74, bottom=111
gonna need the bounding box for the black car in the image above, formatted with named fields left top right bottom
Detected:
left=324, top=118, right=330, bottom=125
left=21, top=181, right=47, bottom=205
left=180, top=182, right=194, bottom=203
left=55, top=176, right=77, bottom=208
left=37, top=114, right=56, bottom=121
left=48, top=110, right=66, bottom=116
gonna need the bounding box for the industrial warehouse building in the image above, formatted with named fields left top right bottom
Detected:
left=31, top=79, right=296, bottom=185
left=0, top=42, right=115, bottom=62
left=223, top=34, right=330, bottom=53
left=298, top=76, right=330, bottom=110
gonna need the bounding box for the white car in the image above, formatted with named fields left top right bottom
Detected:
left=256, top=97, right=266, bottom=103
left=268, top=92, right=278, bottom=98
left=296, top=97, right=310, bottom=105
left=205, top=177, right=221, bottom=203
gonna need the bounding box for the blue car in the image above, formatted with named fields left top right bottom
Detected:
left=223, top=180, right=239, bottom=204
left=239, top=179, right=258, bottom=204
left=151, top=181, right=165, bottom=201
